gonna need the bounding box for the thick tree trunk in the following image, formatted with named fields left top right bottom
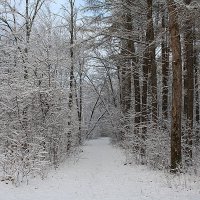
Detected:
left=193, top=20, right=200, bottom=152
left=183, top=0, right=194, bottom=165
left=120, top=49, right=132, bottom=118
left=141, top=0, right=157, bottom=162
left=147, top=0, right=158, bottom=125
left=161, top=5, right=169, bottom=120
left=147, top=0, right=157, bottom=123
left=119, top=0, right=135, bottom=141
left=167, top=0, right=182, bottom=172
left=118, top=0, right=142, bottom=144
left=120, top=40, right=132, bottom=115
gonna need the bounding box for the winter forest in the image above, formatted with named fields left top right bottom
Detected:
left=0, top=0, right=200, bottom=199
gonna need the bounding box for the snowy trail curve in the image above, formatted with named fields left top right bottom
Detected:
left=0, top=137, right=199, bottom=200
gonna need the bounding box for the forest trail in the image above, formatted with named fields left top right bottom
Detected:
left=0, top=137, right=199, bottom=200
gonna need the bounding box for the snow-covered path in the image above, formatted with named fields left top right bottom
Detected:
left=0, top=137, right=199, bottom=200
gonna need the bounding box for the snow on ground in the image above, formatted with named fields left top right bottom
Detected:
left=0, top=137, right=200, bottom=200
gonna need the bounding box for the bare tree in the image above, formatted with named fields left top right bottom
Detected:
left=67, top=0, right=76, bottom=151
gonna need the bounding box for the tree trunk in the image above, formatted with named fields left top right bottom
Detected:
left=147, top=0, right=157, bottom=124
left=141, top=0, right=157, bottom=162
left=183, top=0, right=194, bottom=165
left=67, top=0, right=75, bottom=151
left=78, top=61, right=83, bottom=145
left=119, top=0, right=135, bottom=141
left=167, top=0, right=182, bottom=172
left=134, top=64, right=141, bottom=132
left=161, top=5, right=169, bottom=120
left=24, top=0, right=30, bottom=79
left=120, top=41, right=132, bottom=114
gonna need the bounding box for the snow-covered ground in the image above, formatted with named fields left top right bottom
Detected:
left=0, top=137, right=200, bottom=200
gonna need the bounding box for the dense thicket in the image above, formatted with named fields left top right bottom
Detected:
left=85, top=0, right=200, bottom=173
left=0, top=0, right=89, bottom=185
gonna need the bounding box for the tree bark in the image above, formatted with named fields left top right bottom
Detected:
left=67, top=0, right=76, bottom=151
left=161, top=5, right=169, bottom=120
left=78, top=61, right=83, bottom=145
left=167, top=0, right=182, bottom=172
left=183, top=0, right=194, bottom=165
left=141, top=0, right=157, bottom=162
left=120, top=8, right=132, bottom=115
left=147, top=0, right=157, bottom=124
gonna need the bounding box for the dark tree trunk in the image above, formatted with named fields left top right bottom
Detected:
left=168, top=0, right=182, bottom=172
left=194, top=42, right=199, bottom=126
left=120, top=33, right=132, bottom=115
left=119, top=0, right=141, bottom=143
left=141, top=0, right=157, bottom=162
left=78, top=61, right=83, bottom=145
left=67, top=0, right=75, bottom=151
left=119, top=0, right=134, bottom=141
left=183, top=0, right=194, bottom=165
left=161, top=5, right=169, bottom=120
left=134, top=65, right=141, bottom=131
left=24, top=0, right=30, bottom=79
left=148, top=0, right=158, bottom=124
